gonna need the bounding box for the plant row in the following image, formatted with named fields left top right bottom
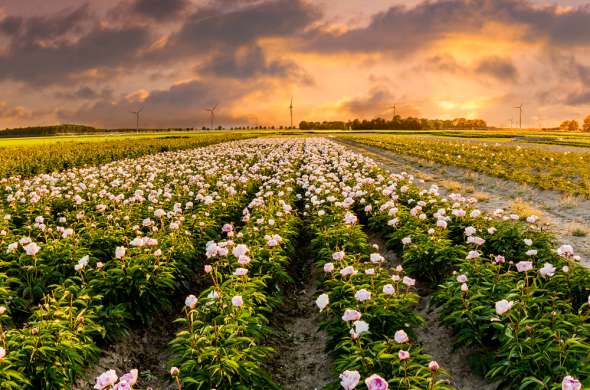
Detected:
left=319, top=139, right=589, bottom=389
left=341, top=134, right=590, bottom=198
left=0, top=139, right=284, bottom=388
left=299, top=139, right=453, bottom=389
left=168, top=140, right=303, bottom=389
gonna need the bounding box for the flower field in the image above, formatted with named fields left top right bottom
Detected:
left=0, top=137, right=588, bottom=389
left=339, top=135, right=590, bottom=198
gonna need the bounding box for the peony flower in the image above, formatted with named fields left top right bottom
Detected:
left=460, top=283, right=469, bottom=292
left=370, top=253, right=384, bottom=263
left=398, top=350, right=410, bottom=360
left=466, top=250, right=480, bottom=260
left=115, top=246, right=126, bottom=259
left=340, top=266, right=356, bottom=277
left=204, top=264, right=212, bottom=273
left=562, top=376, right=582, bottom=390
left=394, top=329, right=409, bottom=343
left=94, top=369, right=118, bottom=389
left=0, top=347, right=5, bottom=360
left=332, top=251, right=345, bottom=261
left=231, top=295, right=243, bottom=307
left=539, top=263, right=556, bottom=277
left=324, top=262, right=335, bottom=273
left=170, top=367, right=180, bottom=376
left=494, top=255, right=505, bottom=264
left=465, top=226, right=476, bottom=236
left=557, top=245, right=574, bottom=258
left=365, top=374, right=388, bottom=390
left=232, top=244, right=249, bottom=258
left=316, top=294, right=329, bottom=312
left=401, top=236, right=411, bottom=245
left=24, top=242, right=40, bottom=256
left=523, top=239, right=533, bottom=246
left=428, top=361, right=439, bottom=371
left=342, top=309, right=361, bottom=321
left=495, top=299, right=513, bottom=315
left=233, top=267, right=248, bottom=276
left=516, top=261, right=533, bottom=272
left=526, top=249, right=538, bottom=256
left=344, top=212, right=357, bottom=224
left=339, top=370, right=361, bottom=390
left=119, top=369, right=138, bottom=386
left=382, top=284, right=395, bottom=295
left=185, top=294, right=198, bottom=309
left=402, top=276, right=415, bottom=287
left=456, top=274, right=468, bottom=283
left=354, top=289, right=371, bottom=302
left=350, top=320, right=369, bottom=338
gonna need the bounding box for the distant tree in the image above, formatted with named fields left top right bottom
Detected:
left=583, top=116, right=590, bottom=132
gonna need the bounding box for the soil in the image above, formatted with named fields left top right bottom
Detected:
left=74, top=319, right=178, bottom=389
left=338, top=139, right=590, bottom=267
left=266, top=236, right=333, bottom=389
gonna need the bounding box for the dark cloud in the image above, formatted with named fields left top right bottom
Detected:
left=475, top=57, right=518, bottom=81
left=54, top=86, right=114, bottom=100
left=424, top=54, right=465, bottom=74
left=305, top=0, right=590, bottom=55
left=566, top=89, right=590, bottom=105
left=165, top=0, right=318, bottom=54
left=107, top=0, right=190, bottom=22
left=58, top=79, right=257, bottom=127
left=340, top=87, right=394, bottom=116
left=0, top=101, right=32, bottom=119
left=198, top=44, right=312, bottom=83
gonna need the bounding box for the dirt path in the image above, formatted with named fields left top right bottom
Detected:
left=267, top=237, right=333, bottom=389
left=75, top=320, right=177, bottom=389
left=339, top=139, right=590, bottom=267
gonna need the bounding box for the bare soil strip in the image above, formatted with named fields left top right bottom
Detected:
left=339, top=138, right=590, bottom=267
left=266, top=235, right=333, bottom=389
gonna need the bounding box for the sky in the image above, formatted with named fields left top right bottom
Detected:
left=1, top=0, right=590, bottom=129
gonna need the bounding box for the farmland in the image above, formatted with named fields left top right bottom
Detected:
left=0, top=135, right=587, bottom=390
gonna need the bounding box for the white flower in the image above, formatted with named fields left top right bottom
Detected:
left=523, top=239, right=533, bottom=246
left=369, top=253, right=384, bottom=263
left=339, top=370, right=361, bottom=390
left=24, top=242, right=40, bottom=256
left=394, top=329, right=409, bottom=343
left=354, top=289, right=371, bottom=302
left=350, top=320, right=369, bottom=338
left=115, top=246, right=126, bottom=259
left=383, top=284, right=395, bottom=294
left=539, top=263, right=556, bottom=277
left=185, top=294, right=198, bottom=309
left=495, top=299, right=513, bottom=315
left=401, top=236, right=411, bottom=245
left=231, top=295, right=243, bottom=307
left=402, top=276, right=415, bottom=287
left=465, top=226, right=476, bottom=236
left=557, top=245, right=574, bottom=258
left=316, top=293, right=329, bottom=312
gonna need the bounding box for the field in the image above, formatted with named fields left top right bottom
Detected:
left=0, top=133, right=588, bottom=390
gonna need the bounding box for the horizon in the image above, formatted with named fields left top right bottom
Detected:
left=1, top=0, right=590, bottom=129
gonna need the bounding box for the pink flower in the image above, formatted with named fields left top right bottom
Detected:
left=0, top=347, right=6, bottom=360
left=557, top=245, right=574, bottom=258
left=562, top=376, right=582, bottom=390
left=119, top=369, right=138, bottom=385
left=342, top=309, right=361, bottom=321
left=112, top=382, right=131, bottom=390
left=382, top=284, right=395, bottom=295
left=494, top=255, right=505, bottom=264
left=365, top=374, right=388, bottom=390
left=332, top=251, right=345, bottom=261
left=231, top=295, right=243, bottom=307
left=324, top=262, right=335, bottom=273
left=340, top=266, right=356, bottom=277
left=394, top=330, right=409, bottom=343
left=516, top=261, right=533, bottom=272
left=398, top=349, right=410, bottom=360
left=222, top=224, right=233, bottom=233
left=428, top=361, right=439, bottom=371
left=204, top=264, right=212, bottom=273
left=24, top=242, right=41, bottom=256
left=539, top=263, right=556, bottom=277
left=170, top=367, right=180, bottom=376
left=402, top=276, right=415, bottom=287
left=354, top=289, right=371, bottom=302
left=115, top=246, right=126, bottom=259
left=185, top=295, right=198, bottom=309
left=94, top=369, right=118, bottom=390
left=456, top=274, right=468, bottom=283
left=233, top=267, right=248, bottom=276
left=460, top=283, right=469, bottom=292
left=495, top=299, right=513, bottom=315
left=339, top=370, right=360, bottom=390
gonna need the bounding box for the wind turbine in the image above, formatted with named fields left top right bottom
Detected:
left=513, top=104, right=523, bottom=129
left=388, top=104, right=397, bottom=119
left=205, top=104, right=218, bottom=129
left=289, top=97, right=294, bottom=129
left=130, top=106, right=144, bottom=132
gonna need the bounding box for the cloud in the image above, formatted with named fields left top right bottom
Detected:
left=0, top=3, right=152, bottom=86
left=475, top=57, right=518, bottom=81
left=54, top=86, right=114, bottom=100
left=305, top=0, right=590, bottom=55
left=0, top=101, right=33, bottom=119
left=339, top=87, right=394, bottom=117
left=108, top=0, right=190, bottom=22
left=198, top=44, right=312, bottom=83
left=566, top=89, right=590, bottom=105
left=57, top=78, right=259, bottom=127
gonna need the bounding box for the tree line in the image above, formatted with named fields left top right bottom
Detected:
left=299, top=116, right=487, bottom=130
left=0, top=124, right=201, bottom=137
left=559, top=116, right=590, bottom=132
